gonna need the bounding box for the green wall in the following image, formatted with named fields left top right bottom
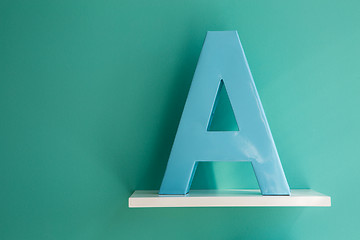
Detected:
left=1, top=0, right=359, bottom=239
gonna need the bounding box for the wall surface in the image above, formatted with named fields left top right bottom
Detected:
left=1, top=0, right=359, bottom=239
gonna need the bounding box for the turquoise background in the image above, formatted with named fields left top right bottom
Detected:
left=1, top=0, right=359, bottom=239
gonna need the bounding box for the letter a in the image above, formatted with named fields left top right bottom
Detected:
left=159, top=31, right=290, bottom=195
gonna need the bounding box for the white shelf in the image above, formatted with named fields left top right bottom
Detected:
left=129, top=189, right=331, bottom=208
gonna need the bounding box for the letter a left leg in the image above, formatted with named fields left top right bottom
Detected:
left=159, top=159, right=197, bottom=195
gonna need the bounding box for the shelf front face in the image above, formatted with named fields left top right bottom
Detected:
left=129, top=189, right=331, bottom=208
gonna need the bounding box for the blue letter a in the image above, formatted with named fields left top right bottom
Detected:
left=159, top=31, right=290, bottom=196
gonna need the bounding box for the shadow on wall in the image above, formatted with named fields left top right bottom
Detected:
left=137, top=29, right=203, bottom=192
